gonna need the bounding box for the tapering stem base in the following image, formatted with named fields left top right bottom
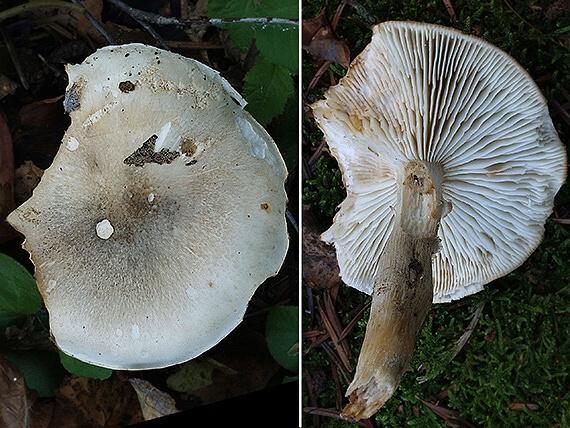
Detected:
left=342, top=228, right=438, bottom=420
left=342, top=160, right=445, bottom=420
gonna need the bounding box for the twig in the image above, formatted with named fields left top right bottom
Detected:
left=508, top=400, right=540, bottom=411
left=503, top=0, right=539, bottom=33
left=106, top=0, right=179, bottom=25
left=345, top=0, right=378, bottom=23
left=552, top=99, right=570, bottom=126
left=338, top=301, right=370, bottom=341
left=106, top=0, right=298, bottom=27
left=70, top=0, right=116, bottom=44
left=318, top=301, right=352, bottom=372
left=165, top=40, right=224, bottom=49
left=450, top=303, right=485, bottom=361
left=307, top=139, right=327, bottom=167
left=324, top=292, right=352, bottom=369
left=205, top=17, right=299, bottom=26
left=180, top=0, right=189, bottom=21
left=443, top=0, right=457, bottom=22
left=330, top=359, right=344, bottom=408
left=303, top=407, right=369, bottom=426
left=0, top=0, right=85, bottom=23
left=307, top=60, right=332, bottom=92
left=331, top=0, right=347, bottom=30
left=321, top=341, right=352, bottom=384
left=286, top=208, right=299, bottom=234
left=106, top=0, right=170, bottom=49
left=31, top=14, right=76, bottom=39
left=132, top=13, right=171, bottom=50
left=0, top=26, right=28, bottom=89
left=106, top=0, right=297, bottom=49
left=419, top=397, right=479, bottom=428
left=503, top=0, right=565, bottom=47
left=303, top=370, right=320, bottom=427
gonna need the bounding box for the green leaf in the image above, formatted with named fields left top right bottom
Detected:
left=59, top=351, right=112, bottom=379
left=247, top=23, right=298, bottom=73
left=266, top=91, right=299, bottom=169
left=166, top=357, right=237, bottom=393
left=242, top=58, right=294, bottom=125
left=265, top=305, right=298, bottom=373
left=2, top=350, right=66, bottom=397
left=0, top=253, right=42, bottom=332
left=208, top=0, right=299, bottom=73
left=209, top=0, right=297, bottom=18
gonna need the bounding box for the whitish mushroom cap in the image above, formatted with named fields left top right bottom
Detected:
left=7, top=44, right=289, bottom=369
left=312, top=21, right=566, bottom=303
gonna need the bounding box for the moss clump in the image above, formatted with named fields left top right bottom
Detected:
left=303, top=155, right=346, bottom=221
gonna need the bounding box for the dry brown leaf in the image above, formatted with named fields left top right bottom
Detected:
left=0, top=75, right=18, bottom=101
left=128, top=378, right=179, bottom=421
left=544, top=0, right=569, bottom=20
left=508, top=400, right=540, bottom=411
left=69, top=0, right=108, bottom=46
left=419, top=397, right=478, bottom=428
left=0, top=113, right=16, bottom=243
left=55, top=374, right=144, bottom=427
left=11, top=97, right=69, bottom=167
left=180, top=328, right=280, bottom=408
left=14, top=160, right=44, bottom=205
left=528, top=1, right=543, bottom=11
left=68, top=0, right=158, bottom=47
left=471, top=23, right=484, bottom=36
left=302, top=9, right=327, bottom=46
left=302, top=11, right=350, bottom=68
left=0, top=354, right=60, bottom=428
left=302, top=207, right=341, bottom=290
left=17, top=96, right=64, bottom=129
left=99, top=21, right=158, bottom=46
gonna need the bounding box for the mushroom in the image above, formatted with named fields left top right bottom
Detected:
left=7, top=44, right=289, bottom=370
left=311, top=21, right=566, bottom=419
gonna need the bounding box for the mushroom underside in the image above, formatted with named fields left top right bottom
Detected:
left=312, top=21, right=567, bottom=419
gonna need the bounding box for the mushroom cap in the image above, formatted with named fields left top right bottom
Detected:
left=312, top=21, right=566, bottom=303
left=7, top=44, right=289, bottom=369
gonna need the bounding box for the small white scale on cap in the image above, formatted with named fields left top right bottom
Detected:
left=66, top=136, right=79, bottom=151
left=95, top=219, right=114, bottom=239
left=46, top=279, right=57, bottom=293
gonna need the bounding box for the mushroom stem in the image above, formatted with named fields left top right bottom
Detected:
left=342, top=160, right=445, bottom=420
left=342, top=229, right=438, bottom=419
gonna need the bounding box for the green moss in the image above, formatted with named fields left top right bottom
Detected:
left=303, top=155, right=346, bottom=220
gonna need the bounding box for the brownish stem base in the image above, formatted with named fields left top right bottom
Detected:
left=341, top=228, right=439, bottom=420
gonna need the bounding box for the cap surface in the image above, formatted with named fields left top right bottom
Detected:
left=7, top=43, right=289, bottom=369
left=312, top=21, right=566, bottom=302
